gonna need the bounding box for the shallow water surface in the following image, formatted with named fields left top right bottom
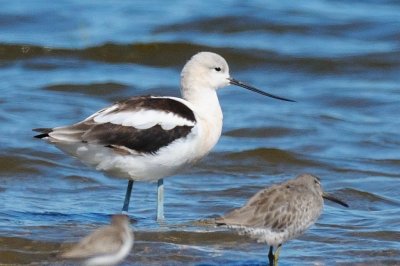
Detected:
left=0, top=1, right=399, bottom=265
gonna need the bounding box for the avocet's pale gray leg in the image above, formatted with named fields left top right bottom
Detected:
left=157, top=178, right=165, bottom=221
left=122, top=180, right=134, bottom=214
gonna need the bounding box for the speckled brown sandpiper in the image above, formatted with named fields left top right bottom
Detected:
left=61, top=214, right=134, bottom=266
left=215, top=173, right=348, bottom=266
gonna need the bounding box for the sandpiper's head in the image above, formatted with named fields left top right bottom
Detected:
left=295, top=173, right=323, bottom=195
left=111, top=214, right=130, bottom=226
left=181, top=51, right=295, bottom=102
left=295, top=173, right=349, bottom=208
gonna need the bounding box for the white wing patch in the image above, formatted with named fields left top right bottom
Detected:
left=93, top=109, right=195, bottom=130
left=83, top=104, right=119, bottom=122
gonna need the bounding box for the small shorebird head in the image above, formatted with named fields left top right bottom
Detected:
left=181, top=51, right=295, bottom=102
left=297, top=173, right=349, bottom=208
left=111, top=214, right=130, bottom=226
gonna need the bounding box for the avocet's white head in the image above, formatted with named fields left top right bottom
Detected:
left=180, top=51, right=295, bottom=103
left=181, top=52, right=230, bottom=92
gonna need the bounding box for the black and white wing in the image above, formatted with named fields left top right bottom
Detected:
left=34, top=96, right=197, bottom=154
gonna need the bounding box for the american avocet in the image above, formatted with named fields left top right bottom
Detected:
left=34, top=51, right=294, bottom=221
left=60, top=214, right=133, bottom=266
left=215, top=174, right=348, bottom=266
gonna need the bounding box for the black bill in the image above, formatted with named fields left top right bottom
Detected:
left=323, top=192, right=349, bottom=208
left=228, top=78, right=295, bottom=102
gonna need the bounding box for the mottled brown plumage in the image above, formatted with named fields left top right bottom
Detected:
left=61, top=214, right=134, bottom=266
left=215, top=173, right=348, bottom=265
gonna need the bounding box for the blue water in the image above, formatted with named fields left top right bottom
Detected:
left=0, top=1, right=399, bottom=265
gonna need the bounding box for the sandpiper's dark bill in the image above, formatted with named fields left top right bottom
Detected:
left=323, top=193, right=349, bottom=207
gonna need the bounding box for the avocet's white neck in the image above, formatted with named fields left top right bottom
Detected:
left=181, top=85, right=222, bottom=119
left=181, top=85, right=223, bottom=158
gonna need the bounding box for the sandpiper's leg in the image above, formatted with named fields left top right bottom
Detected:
left=274, top=244, right=282, bottom=266
left=268, top=246, right=274, bottom=266
left=122, top=180, right=134, bottom=213
left=156, top=178, right=165, bottom=221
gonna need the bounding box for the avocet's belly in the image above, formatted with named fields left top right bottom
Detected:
left=52, top=118, right=221, bottom=182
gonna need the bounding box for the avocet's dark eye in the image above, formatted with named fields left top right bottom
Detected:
left=214, top=67, right=221, bottom=72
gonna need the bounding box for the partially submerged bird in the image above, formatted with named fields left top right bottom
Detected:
left=34, top=52, right=294, bottom=220
left=60, top=214, right=134, bottom=266
left=215, top=173, right=348, bottom=266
